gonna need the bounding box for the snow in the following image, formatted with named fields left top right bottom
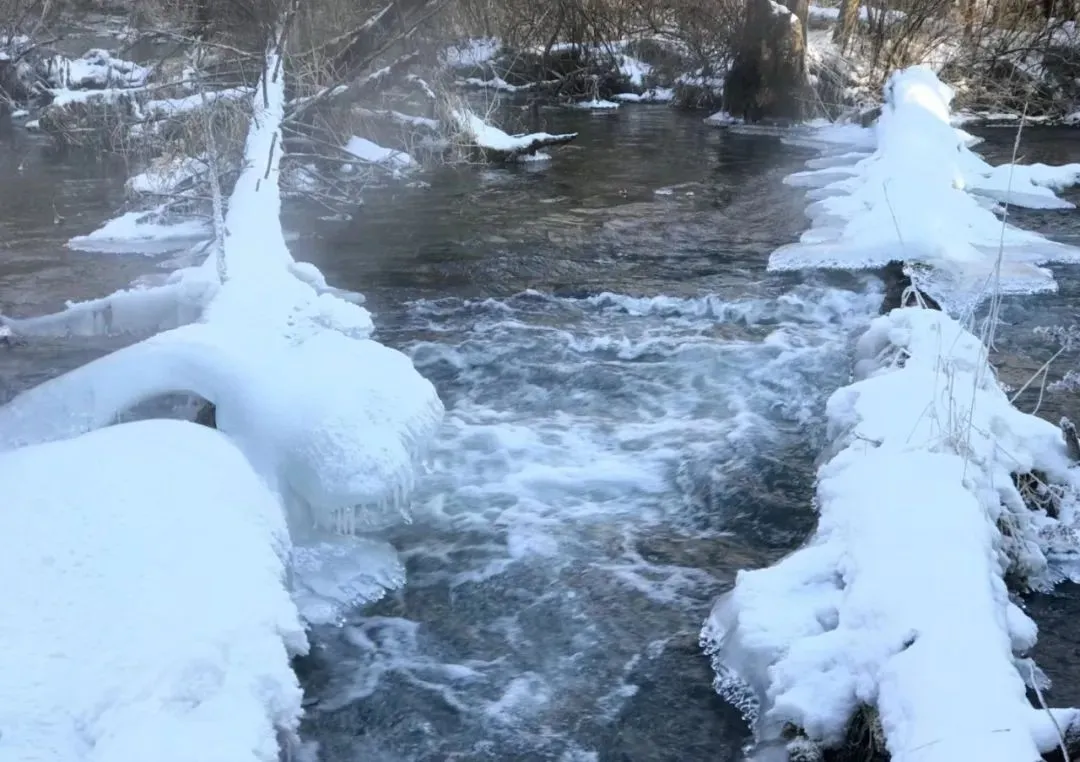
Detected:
left=127, top=155, right=206, bottom=196
left=453, top=107, right=577, bottom=157
left=574, top=98, right=620, bottom=110
left=4, top=51, right=444, bottom=627
left=48, top=86, right=138, bottom=107
left=767, top=65, right=1080, bottom=312
left=441, top=37, right=500, bottom=68
left=704, top=110, right=740, bottom=125
left=67, top=207, right=211, bottom=255
left=965, top=161, right=1080, bottom=210
left=141, top=87, right=251, bottom=119
left=808, top=2, right=905, bottom=24
left=0, top=419, right=307, bottom=762
left=344, top=135, right=415, bottom=169
left=614, top=87, right=674, bottom=103
left=703, top=306, right=1080, bottom=761
left=461, top=75, right=535, bottom=93
left=616, top=54, right=651, bottom=88
left=44, top=48, right=149, bottom=90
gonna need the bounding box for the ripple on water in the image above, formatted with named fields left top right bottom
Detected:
left=299, top=282, right=882, bottom=761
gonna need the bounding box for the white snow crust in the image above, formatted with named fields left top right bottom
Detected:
left=0, top=420, right=307, bottom=762
left=703, top=306, right=1080, bottom=761
left=452, top=108, right=577, bottom=156
left=0, top=44, right=445, bottom=759
left=344, top=135, right=415, bottom=169
left=769, top=66, right=1080, bottom=313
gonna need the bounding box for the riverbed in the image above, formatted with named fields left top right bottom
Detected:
left=2, top=105, right=1080, bottom=760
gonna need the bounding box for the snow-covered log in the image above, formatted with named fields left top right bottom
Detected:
left=1, top=38, right=443, bottom=618
left=703, top=306, right=1080, bottom=762
left=769, top=66, right=1080, bottom=312
left=0, top=419, right=307, bottom=762
left=449, top=106, right=577, bottom=160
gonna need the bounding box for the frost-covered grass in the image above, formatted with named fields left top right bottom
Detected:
left=769, top=66, right=1080, bottom=313
left=703, top=307, right=1080, bottom=762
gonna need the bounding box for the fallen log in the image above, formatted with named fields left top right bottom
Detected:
left=703, top=304, right=1080, bottom=762
left=448, top=106, right=577, bottom=161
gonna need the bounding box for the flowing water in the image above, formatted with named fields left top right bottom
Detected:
left=3, top=106, right=1080, bottom=759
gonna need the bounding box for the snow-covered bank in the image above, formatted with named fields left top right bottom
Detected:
left=0, top=37, right=444, bottom=758
left=703, top=306, right=1080, bottom=761
left=769, top=66, right=1080, bottom=313
left=0, top=420, right=306, bottom=762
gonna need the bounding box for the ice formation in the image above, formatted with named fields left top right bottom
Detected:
left=703, top=306, right=1080, bottom=761
left=1, top=51, right=444, bottom=539
left=0, top=43, right=445, bottom=758
left=769, top=66, right=1080, bottom=313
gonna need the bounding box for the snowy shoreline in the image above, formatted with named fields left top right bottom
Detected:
left=702, top=66, right=1080, bottom=762
left=0, top=37, right=444, bottom=761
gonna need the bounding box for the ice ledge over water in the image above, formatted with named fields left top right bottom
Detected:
left=703, top=307, right=1080, bottom=761
left=768, top=65, right=1080, bottom=315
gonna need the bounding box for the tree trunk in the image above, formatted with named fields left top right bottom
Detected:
left=723, top=0, right=812, bottom=123
left=833, top=0, right=860, bottom=51
left=961, top=0, right=974, bottom=41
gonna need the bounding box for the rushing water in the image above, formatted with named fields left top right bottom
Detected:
left=3, top=106, right=1080, bottom=759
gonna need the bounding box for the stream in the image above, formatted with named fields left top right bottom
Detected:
left=3, top=105, right=1080, bottom=760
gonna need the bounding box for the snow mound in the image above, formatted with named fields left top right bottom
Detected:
left=769, top=66, right=1080, bottom=312
left=614, top=87, right=674, bottom=103
left=441, top=37, right=500, bottom=68
left=0, top=419, right=306, bottom=762
left=703, top=306, right=1080, bottom=761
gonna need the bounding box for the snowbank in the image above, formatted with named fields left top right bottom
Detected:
left=703, top=306, right=1080, bottom=761
left=0, top=419, right=306, bottom=762
left=614, top=87, right=674, bottom=103
left=574, top=98, right=620, bottom=110
left=441, top=37, right=500, bottom=69
left=769, top=66, right=1080, bottom=312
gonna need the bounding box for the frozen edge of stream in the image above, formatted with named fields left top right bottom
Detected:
left=704, top=66, right=1080, bottom=761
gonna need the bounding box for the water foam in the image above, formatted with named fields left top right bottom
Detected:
left=303, top=282, right=882, bottom=759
